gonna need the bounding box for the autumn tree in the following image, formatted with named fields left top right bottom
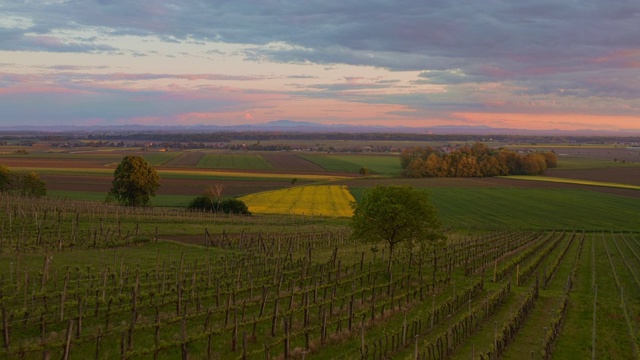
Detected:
left=350, top=185, right=445, bottom=273
left=400, top=143, right=556, bottom=178
left=108, top=156, right=160, bottom=206
left=0, top=164, right=13, bottom=192
left=0, top=165, right=46, bottom=197
left=20, top=172, right=47, bottom=197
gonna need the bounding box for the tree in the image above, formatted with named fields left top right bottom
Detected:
left=350, top=185, right=445, bottom=272
left=219, top=198, right=251, bottom=215
left=108, top=155, right=160, bottom=206
left=188, top=196, right=250, bottom=215
left=20, top=172, right=47, bottom=197
left=0, top=164, right=13, bottom=192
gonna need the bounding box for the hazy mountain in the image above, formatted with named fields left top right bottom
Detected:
left=0, top=120, right=638, bottom=136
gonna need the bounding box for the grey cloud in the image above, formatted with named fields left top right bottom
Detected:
left=2, top=0, right=640, bottom=112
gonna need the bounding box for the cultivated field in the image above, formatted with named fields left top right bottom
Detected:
left=0, top=193, right=638, bottom=358
left=0, top=139, right=639, bottom=358
left=240, top=185, right=355, bottom=217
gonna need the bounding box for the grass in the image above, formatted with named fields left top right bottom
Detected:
left=298, top=154, right=402, bottom=176
left=142, top=152, right=183, bottom=166
left=196, top=153, right=273, bottom=170
left=350, top=187, right=640, bottom=231
left=240, top=185, right=356, bottom=217
left=48, top=190, right=196, bottom=207
left=47, top=180, right=640, bottom=231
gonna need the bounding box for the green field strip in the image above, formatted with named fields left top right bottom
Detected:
left=297, top=153, right=361, bottom=172
left=349, top=187, right=640, bottom=231
left=141, top=152, right=183, bottom=166
left=48, top=190, right=195, bottom=207
left=428, top=188, right=640, bottom=231
left=196, top=153, right=273, bottom=170
left=609, top=235, right=640, bottom=350
left=547, top=235, right=594, bottom=359
left=297, top=154, right=401, bottom=175
left=595, top=235, right=637, bottom=358
left=501, top=235, right=581, bottom=359
left=450, top=285, right=529, bottom=359
left=500, top=293, right=564, bottom=360
left=503, top=175, right=640, bottom=190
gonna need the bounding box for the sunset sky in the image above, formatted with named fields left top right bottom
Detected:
left=1, top=1, right=639, bottom=132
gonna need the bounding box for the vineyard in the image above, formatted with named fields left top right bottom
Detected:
left=0, top=194, right=638, bottom=359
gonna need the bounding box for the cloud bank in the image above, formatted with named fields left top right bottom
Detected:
left=1, top=0, right=639, bottom=130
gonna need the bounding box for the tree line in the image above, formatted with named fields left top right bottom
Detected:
left=400, top=143, right=557, bottom=177
left=0, top=164, right=47, bottom=196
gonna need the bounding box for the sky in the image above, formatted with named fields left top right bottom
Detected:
left=1, top=1, right=639, bottom=132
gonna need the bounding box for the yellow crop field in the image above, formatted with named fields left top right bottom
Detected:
left=239, top=185, right=356, bottom=217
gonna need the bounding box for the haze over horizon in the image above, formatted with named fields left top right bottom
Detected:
left=1, top=1, right=639, bottom=133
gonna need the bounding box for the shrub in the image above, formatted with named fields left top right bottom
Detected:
left=188, top=196, right=250, bottom=215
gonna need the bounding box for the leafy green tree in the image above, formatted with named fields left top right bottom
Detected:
left=20, top=172, right=46, bottom=197
left=188, top=196, right=216, bottom=211
left=350, top=185, right=445, bottom=272
left=188, top=196, right=250, bottom=215
left=0, top=164, right=13, bottom=192
left=220, top=198, right=251, bottom=215
left=108, top=156, right=160, bottom=206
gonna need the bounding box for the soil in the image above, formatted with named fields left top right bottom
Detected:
left=41, top=174, right=306, bottom=197
left=546, top=167, right=640, bottom=186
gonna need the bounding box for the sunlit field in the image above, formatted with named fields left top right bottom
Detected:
left=240, top=185, right=356, bottom=217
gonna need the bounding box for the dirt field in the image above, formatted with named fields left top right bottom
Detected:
left=546, top=167, right=640, bottom=186
left=41, top=174, right=307, bottom=197
left=538, top=146, right=640, bottom=163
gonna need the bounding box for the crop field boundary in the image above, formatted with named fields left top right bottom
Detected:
left=503, top=175, right=640, bottom=190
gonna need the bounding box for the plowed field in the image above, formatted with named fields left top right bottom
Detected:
left=41, top=174, right=308, bottom=197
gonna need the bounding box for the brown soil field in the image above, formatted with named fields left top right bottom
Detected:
left=0, top=157, right=111, bottom=169
left=41, top=174, right=307, bottom=197
left=546, top=167, right=640, bottom=186
left=261, top=153, right=325, bottom=171
left=548, top=147, right=640, bottom=163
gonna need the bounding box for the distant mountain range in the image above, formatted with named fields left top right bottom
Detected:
left=1, top=120, right=638, bottom=136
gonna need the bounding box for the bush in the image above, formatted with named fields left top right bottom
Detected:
left=187, top=196, right=216, bottom=211
left=188, top=196, right=250, bottom=215
left=220, top=198, right=251, bottom=215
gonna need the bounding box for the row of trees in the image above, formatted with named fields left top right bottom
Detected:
left=400, top=143, right=557, bottom=178
left=0, top=164, right=47, bottom=196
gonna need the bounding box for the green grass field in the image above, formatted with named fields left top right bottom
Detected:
left=196, top=153, right=273, bottom=170
left=350, top=187, right=640, bottom=231
left=298, top=154, right=401, bottom=175
left=142, top=152, right=183, bottom=166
